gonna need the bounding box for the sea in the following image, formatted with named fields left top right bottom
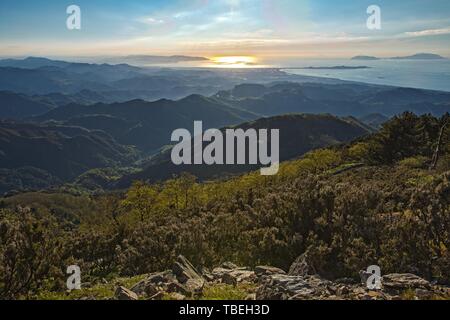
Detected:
left=276, top=59, right=450, bottom=92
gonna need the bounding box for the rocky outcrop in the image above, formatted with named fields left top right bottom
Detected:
left=127, top=255, right=206, bottom=300
left=130, top=270, right=173, bottom=296
left=113, top=254, right=449, bottom=301
left=288, top=252, right=315, bottom=276
left=255, top=272, right=447, bottom=300
left=210, top=265, right=256, bottom=286
left=256, top=274, right=333, bottom=300
left=254, top=255, right=448, bottom=300
left=382, top=273, right=431, bottom=290
left=172, top=255, right=205, bottom=294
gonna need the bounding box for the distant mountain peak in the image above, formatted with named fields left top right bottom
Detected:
left=351, top=53, right=446, bottom=60
left=390, top=53, right=446, bottom=60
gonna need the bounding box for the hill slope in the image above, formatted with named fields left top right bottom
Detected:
left=0, top=91, right=55, bottom=119
left=0, top=121, right=138, bottom=183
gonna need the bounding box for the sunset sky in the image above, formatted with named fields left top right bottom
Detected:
left=1, top=0, right=450, bottom=60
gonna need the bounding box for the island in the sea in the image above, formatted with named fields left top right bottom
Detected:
left=299, top=65, right=371, bottom=70
left=352, top=53, right=446, bottom=61
left=351, top=55, right=379, bottom=61
left=390, top=53, right=446, bottom=60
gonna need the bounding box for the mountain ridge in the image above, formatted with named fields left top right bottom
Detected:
left=114, top=113, right=372, bottom=188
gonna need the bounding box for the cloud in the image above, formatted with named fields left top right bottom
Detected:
left=139, top=17, right=166, bottom=25
left=405, top=27, right=450, bottom=37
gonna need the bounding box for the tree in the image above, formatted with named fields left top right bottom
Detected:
left=178, top=173, right=197, bottom=209
left=121, top=181, right=158, bottom=222
left=0, top=206, right=65, bottom=299
left=429, top=113, right=449, bottom=170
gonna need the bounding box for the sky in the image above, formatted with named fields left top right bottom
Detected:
left=1, top=0, right=450, bottom=60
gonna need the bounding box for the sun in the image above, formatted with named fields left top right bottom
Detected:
left=210, top=56, right=257, bottom=68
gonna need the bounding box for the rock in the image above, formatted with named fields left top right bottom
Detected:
left=245, top=293, right=256, bottom=300
left=131, top=271, right=173, bottom=296
left=337, top=285, right=350, bottom=296
left=255, top=266, right=286, bottom=277
left=203, top=274, right=215, bottom=282
left=222, top=272, right=237, bottom=286
left=147, top=270, right=174, bottom=283
left=221, top=269, right=256, bottom=285
left=115, top=286, right=138, bottom=301
left=288, top=253, right=315, bottom=276
left=185, top=278, right=205, bottom=295
left=290, top=287, right=317, bottom=300
left=149, top=292, right=165, bottom=300
left=200, top=267, right=215, bottom=282
left=170, top=293, right=186, bottom=300
left=221, top=262, right=239, bottom=270
left=382, top=273, right=431, bottom=290
left=167, top=281, right=190, bottom=296
left=173, top=255, right=204, bottom=283
left=359, top=270, right=372, bottom=286
left=211, top=266, right=256, bottom=285
left=232, top=270, right=256, bottom=283
left=256, top=274, right=331, bottom=300
left=172, top=255, right=205, bottom=295
left=131, top=280, right=158, bottom=297
left=335, top=277, right=357, bottom=285
left=212, top=267, right=232, bottom=279
left=367, top=291, right=383, bottom=299
left=414, top=288, right=433, bottom=300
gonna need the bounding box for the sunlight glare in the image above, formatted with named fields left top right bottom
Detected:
left=211, top=56, right=257, bottom=68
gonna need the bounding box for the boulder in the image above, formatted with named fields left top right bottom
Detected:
left=167, top=280, right=190, bottom=296
left=211, top=266, right=255, bottom=284
left=415, top=288, right=433, bottom=300
left=256, top=274, right=332, bottom=300
left=185, top=278, right=205, bottom=295
left=245, top=293, right=256, bottom=300
left=115, top=286, right=138, bottom=301
left=255, top=266, right=286, bottom=277
left=382, top=273, right=431, bottom=290
left=221, top=262, right=239, bottom=270
left=172, top=255, right=205, bottom=294
left=170, top=293, right=186, bottom=300
left=222, top=272, right=238, bottom=286
left=200, top=267, right=215, bottom=282
left=230, top=270, right=256, bottom=283
left=288, top=253, right=316, bottom=276
left=212, top=267, right=233, bottom=279
left=359, top=270, right=372, bottom=286
left=173, top=255, right=204, bottom=283
left=131, top=271, right=173, bottom=296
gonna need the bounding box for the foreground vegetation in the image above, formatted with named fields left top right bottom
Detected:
left=0, top=112, right=449, bottom=299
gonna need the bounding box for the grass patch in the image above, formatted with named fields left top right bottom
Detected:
left=34, top=275, right=147, bottom=300
left=200, top=283, right=256, bottom=300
